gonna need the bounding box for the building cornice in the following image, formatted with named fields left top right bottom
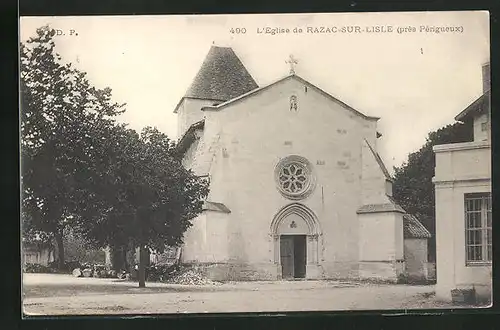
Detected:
left=173, top=96, right=226, bottom=114
left=432, top=175, right=491, bottom=185
left=433, top=141, right=490, bottom=153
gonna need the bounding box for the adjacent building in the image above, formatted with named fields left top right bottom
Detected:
left=22, top=240, right=55, bottom=266
left=433, top=62, right=492, bottom=302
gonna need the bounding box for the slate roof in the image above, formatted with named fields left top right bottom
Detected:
left=455, top=90, right=491, bottom=122
left=176, top=120, right=205, bottom=155
left=203, top=201, right=231, bottom=213
left=356, top=201, right=405, bottom=214
left=185, top=46, right=259, bottom=101
left=403, top=214, right=432, bottom=239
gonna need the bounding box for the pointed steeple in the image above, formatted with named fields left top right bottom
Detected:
left=185, top=46, right=259, bottom=101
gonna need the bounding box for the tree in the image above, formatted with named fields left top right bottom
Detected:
left=21, top=25, right=209, bottom=285
left=20, top=25, right=125, bottom=269
left=392, top=121, right=473, bottom=261
left=22, top=207, right=55, bottom=264
left=78, top=126, right=210, bottom=287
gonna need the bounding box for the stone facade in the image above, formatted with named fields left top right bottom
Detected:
left=175, top=46, right=429, bottom=282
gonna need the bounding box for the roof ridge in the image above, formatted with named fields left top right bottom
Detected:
left=454, top=90, right=491, bottom=122
left=201, top=73, right=293, bottom=110
left=202, top=74, right=380, bottom=121
left=364, top=139, right=393, bottom=182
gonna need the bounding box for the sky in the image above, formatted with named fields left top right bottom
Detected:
left=20, top=12, right=490, bottom=173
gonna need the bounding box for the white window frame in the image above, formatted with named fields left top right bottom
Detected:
left=464, top=193, right=492, bottom=266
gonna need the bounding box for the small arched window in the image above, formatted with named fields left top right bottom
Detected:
left=290, top=95, right=298, bottom=112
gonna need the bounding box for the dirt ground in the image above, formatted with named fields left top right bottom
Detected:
left=22, top=273, right=475, bottom=315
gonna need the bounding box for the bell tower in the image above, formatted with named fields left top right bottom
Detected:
left=174, top=46, right=259, bottom=138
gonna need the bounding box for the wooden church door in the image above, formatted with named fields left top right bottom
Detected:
left=294, top=235, right=307, bottom=278
left=280, top=236, right=294, bottom=279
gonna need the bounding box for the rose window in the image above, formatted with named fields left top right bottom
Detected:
left=275, top=156, right=315, bottom=200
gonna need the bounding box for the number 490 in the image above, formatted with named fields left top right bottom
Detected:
left=230, top=28, right=246, bottom=34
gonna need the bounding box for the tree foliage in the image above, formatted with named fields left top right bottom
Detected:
left=392, top=121, right=473, bottom=261
left=63, top=227, right=106, bottom=264
left=20, top=25, right=125, bottom=268
left=77, top=126, right=210, bottom=287
left=20, top=26, right=210, bottom=285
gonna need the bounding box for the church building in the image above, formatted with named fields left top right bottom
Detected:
left=175, top=46, right=430, bottom=282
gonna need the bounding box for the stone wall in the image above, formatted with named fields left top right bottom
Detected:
left=404, top=238, right=428, bottom=281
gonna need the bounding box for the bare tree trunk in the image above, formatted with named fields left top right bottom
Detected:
left=126, top=242, right=135, bottom=274
left=48, top=244, right=55, bottom=265
left=137, top=212, right=148, bottom=288
left=54, top=228, right=65, bottom=270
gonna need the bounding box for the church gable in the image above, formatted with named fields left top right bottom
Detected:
left=202, top=74, right=380, bottom=122
left=199, top=74, right=381, bottom=162
left=195, top=74, right=386, bottom=223
left=178, top=72, right=390, bottom=214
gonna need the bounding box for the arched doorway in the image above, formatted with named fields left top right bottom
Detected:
left=270, top=203, right=322, bottom=280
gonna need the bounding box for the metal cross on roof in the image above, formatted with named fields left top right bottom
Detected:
left=285, top=54, right=298, bottom=75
